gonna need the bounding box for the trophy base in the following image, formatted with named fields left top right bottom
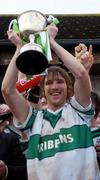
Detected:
left=16, top=50, right=48, bottom=75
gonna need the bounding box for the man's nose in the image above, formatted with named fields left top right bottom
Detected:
left=51, top=81, right=58, bottom=88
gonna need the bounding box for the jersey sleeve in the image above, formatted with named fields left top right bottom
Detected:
left=70, top=96, right=95, bottom=126
left=13, top=106, right=37, bottom=130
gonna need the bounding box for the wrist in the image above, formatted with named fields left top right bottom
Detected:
left=49, top=37, right=55, bottom=43
left=16, top=45, right=22, bottom=51
left=50, top=38, right=57, bottom=49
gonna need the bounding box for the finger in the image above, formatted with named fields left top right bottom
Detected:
left=79, top=43, right=87, bottom=52
left=79, top=50, right=86, bottom=57
left=89, top=55, right=94, bottom=62
left=75, top=45, right=81, bottom=52
left=81, top=52, right=89, bottom=60
left=89, top=45, right=92, bottom=55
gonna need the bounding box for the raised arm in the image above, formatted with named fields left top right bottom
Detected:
left=47, top=25, right=93, bottom=107
left=74, top=43, right=94, bottom=92
left=1, top=30, right=30, bottom=123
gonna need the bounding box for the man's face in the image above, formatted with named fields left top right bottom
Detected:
left=44, top=73, right=67, bottom=110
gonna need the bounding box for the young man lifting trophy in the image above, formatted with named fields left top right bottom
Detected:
left=9, top=10, right=59, bottom=75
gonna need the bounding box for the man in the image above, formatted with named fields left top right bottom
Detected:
left=0, top=104, right=27, bottom=180
left=1, top=26, right=100, bottom=179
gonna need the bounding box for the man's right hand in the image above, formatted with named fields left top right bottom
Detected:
left=7, top=30, right=22, bottom=48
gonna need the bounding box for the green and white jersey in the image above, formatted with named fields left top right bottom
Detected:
left=14, top=96, right=100, bottom=180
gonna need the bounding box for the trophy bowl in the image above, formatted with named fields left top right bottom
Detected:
left=10, top=10, right=49, bottom=75
left=17, top=10, right=47, bottom=36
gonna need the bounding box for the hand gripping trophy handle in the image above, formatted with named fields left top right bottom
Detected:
left=9, top=19, right=20, bottom=33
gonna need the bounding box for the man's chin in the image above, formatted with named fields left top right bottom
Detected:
left=51, top=101, right=63, bottom=107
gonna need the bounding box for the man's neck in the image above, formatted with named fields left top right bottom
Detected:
left=47, top=102, right=66, bottom=112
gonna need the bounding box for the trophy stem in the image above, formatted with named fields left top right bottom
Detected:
left=29, top=34, right=35, bottom=43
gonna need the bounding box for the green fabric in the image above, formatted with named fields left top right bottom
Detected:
left=21, top=109, right=38, bottom=131
left=43, top=109, right=62, bottom=128
left=43, top=31, right=48, bottom=56
left=13, top=21, right=20, bottom=33
left=35, top=34, right=44, bottom=51
left=52, top=18, right=60, bottom=25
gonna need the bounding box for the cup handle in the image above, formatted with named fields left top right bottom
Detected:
left=9, top=19, right=17, bottom=30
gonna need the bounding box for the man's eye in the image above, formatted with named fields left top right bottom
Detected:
left=57, top=79, right=64, bottom=84
left=45, top=80, right=52, bottom=85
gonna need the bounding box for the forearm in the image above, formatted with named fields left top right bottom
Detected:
left=2, top=47, right=20, bottom=95
left=50, top=38, right=86, bottom=78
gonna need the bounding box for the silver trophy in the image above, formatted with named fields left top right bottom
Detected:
left=9, top=10, right=55, bottom=75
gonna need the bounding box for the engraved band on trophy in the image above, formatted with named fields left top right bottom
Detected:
left=9, top=10, right=59, bottom=75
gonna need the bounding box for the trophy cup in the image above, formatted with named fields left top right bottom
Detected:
left=9, top=10, right=58, bottom=75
